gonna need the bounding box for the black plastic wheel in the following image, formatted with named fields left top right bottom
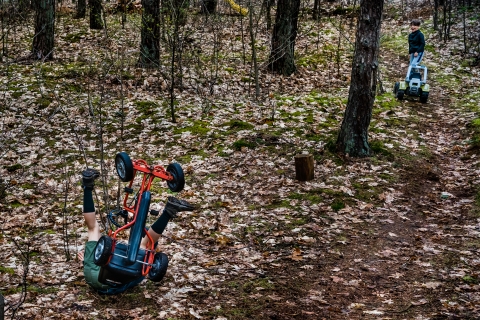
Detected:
left=420, top=92, right=429, bottom=104
left=107, top=209, right=129, bottom=228
left=396, top=90, right=404, bottom=100
left=93, top=235, right=113, bottom=266
left=166, top=163, right=185, bottom=192
left=393, top=82, right=399, bottom=94
left=115, top=152, right=134, bottom=182
left=148, top=252, right=169, bottom=282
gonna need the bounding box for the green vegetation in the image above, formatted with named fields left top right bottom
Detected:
left=462, top=275, right=478, bottom=284
left=0, top=265, right=15, bottom=274
left=381, top=32, right=407, bottom=52
left=297, top=53, right=327, bottom=68
left=135, top=100, right=158, bottom=115
left=64, top=32, right=84, bottom=43
left=36, top=96, right=52, bottom=109
left=288, top=191, right=323, bottom=204
left=232, top=139, right=256, bottom=150
left=173, top=120, right=210, bottom=136
left=370, top=140, right=395, bottom=160
left=223, top=119, right=254, bottom=131
left=331, top=200, right=345, bottom=211
left=6, top=163, right=22, bottom=172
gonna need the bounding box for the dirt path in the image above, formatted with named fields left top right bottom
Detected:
left=238, top=68, right=480, bottom=320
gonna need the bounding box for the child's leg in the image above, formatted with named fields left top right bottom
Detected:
left=82, top=169, right=101, bottom=242
left=416, top=52, right=424, bottom=65
left=140, top=197, right=195, bottom=248
left=410, top=52, right=424, bottom=66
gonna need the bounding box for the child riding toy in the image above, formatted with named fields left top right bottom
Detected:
left=394, top=64, right=430, bottom=103
left=93, top=152, right=191, bottom=285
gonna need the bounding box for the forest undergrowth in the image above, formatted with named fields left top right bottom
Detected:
left=1, top=1, right=480, bottom=319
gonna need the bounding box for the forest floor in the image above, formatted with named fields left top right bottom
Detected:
left=1, top=2, right=480, bottom=320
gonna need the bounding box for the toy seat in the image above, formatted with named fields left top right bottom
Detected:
left=410, top=72, right=421, bottom=80
left=98, top=242, right=147, bottom=285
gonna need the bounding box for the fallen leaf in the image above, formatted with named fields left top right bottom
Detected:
left=291, top=248, right=303, bottom=261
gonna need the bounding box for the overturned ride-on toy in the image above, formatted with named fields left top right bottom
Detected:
left=93, top=152, right=186, bottom=286
left=394, top=64, right=430, bottom=103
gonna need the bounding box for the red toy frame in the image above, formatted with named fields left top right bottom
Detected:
left=109, top=160, right=175, bottom=276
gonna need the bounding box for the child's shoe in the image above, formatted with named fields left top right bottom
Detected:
left=163, top=196, right=195, bottom=218
left=81, top=168, right=100, bottom=189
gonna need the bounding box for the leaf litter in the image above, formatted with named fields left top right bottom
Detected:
left=1, top=1, right=480, bottom=319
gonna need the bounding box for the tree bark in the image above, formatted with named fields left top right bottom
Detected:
left=32, top=0, right=55, bottom=60
left=313, top=0, right=321, bottom=20
left=0, top=293, right=4, bottom=320
left=295, top=154, right=314, bottom=181
left=201, top=0, right=217, bottom=14
left=75, top=0, right=86, bottom=18
left=336, top=0, right=383, bottom=157
left=89, top=0, right=103, bottom=29
left=138, top=0, right=160, bottom=68
left=268, top=0, right=300, bottom=76
left=163, top=0, right=189, bottom=26
left=263, top=0, right=274, bottom=29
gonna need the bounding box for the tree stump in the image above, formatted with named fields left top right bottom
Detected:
left=294, top=154, right=314, bottom=181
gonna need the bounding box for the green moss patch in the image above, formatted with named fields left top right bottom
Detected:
left=6, top=163, right=22, bottom=172
left=232, top=139, right=256, bottom=150
left=0, top=265, right=15, bottom=274
left=223, top=119, right=254, bottom=131
left=173, top=120, right=210, bottom=136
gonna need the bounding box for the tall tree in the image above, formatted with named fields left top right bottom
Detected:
left=263, top=0, right=274, bottom=29
left=89, top=0, right=103, bottom=29
left=138, top=0, right=160, bottom=67
left=163, top=0, right=189, bottom=26
left=336, top=0, right=384, bottom=157
left=75, top=0, right=86, bottom=19
left=32, top=0, right=55, bottom=60
left=268, top=0, right=300, bottom=76
left=313, top=0, right=321, bottom=20
left=201, top=0, right=217, bottom=14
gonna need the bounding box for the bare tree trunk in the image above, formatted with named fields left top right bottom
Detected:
left=313, top=0, right=321, bottom=20
left=32, top=0, right=55, bottom=60
left=446, top=0, right=452, bottom=40
left=201, top=0, right=217, bottom=14
left=0, top=293, right=4, bottom=320
left=248, top=0, right=259, bottom=99
left=169, top=23, right=178, bottom=123
left=336, top=0, right=384, bottom=157
left=164, top=0, right=189, bottom=26
left=89, top=0, right=103, bottom=29
left=268, top=0, right=300, bottom=76
left=138, top=0, right=160, bottom=67
left=120, top=0, right=127, bottom=27
left=462, top=0, right=467, bottom=53
left=75, top=0, right=86, bottom=18
left=263, top=0, right=274, bottom=29
left=433, top=0, right=439, bottom=30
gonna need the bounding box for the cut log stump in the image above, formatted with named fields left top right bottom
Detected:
left=294, top=154, right=314, bottom=181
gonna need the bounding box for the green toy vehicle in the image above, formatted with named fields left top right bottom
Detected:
left=394, top=64, right=430, bottom=103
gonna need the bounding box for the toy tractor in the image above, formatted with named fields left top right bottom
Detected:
left=394, top=64, right=430, bottom=103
